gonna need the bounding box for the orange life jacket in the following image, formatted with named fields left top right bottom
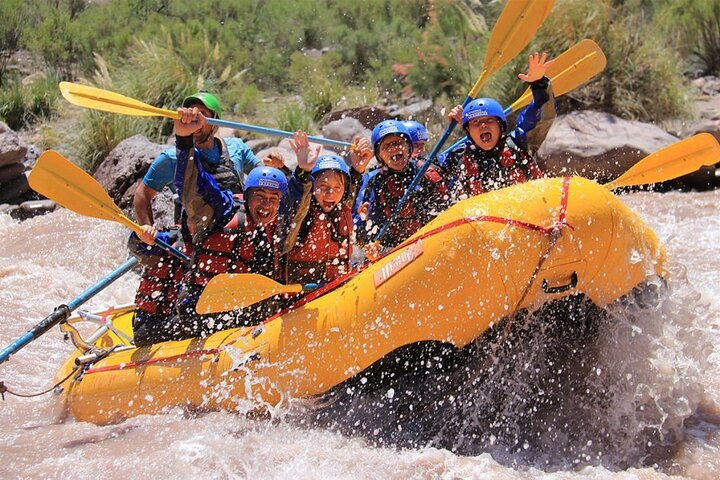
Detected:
left=281, top=202, right=353, bottom=284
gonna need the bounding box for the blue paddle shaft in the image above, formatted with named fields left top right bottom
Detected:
left=0, top=257, right=139, bottom=364
left=374, top=94, right=476, bottom=244
left=154, top=236, right=190, bottom=264
left=206, top=118, right=352, bottom=149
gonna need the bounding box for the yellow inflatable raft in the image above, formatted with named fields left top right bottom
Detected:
left=55, top=177, right=666, bottom=424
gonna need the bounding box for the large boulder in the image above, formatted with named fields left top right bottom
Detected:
left=0, top=173, right=29, bottom=203
left=93, top=134, right=166, bottom=204
left=537, top=111, right=679, bottom=182
left=0, top=121, right=27, bottom=168
left=321, top=117, right=371, bottom=146
left=323, top=105, right=392, bottom=130
left=538, top=110, right=719, bottom=189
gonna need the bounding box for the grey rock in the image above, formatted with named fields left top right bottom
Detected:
left=321, top=118, right=371, bottom=147
left=389, top=99, right=433, bottom=118
left=0, top=122, right=28, bottom=168
left=0, top=162, right=25, bottom=183
left=23, top=144, right=41, bottom=168
left=323, top=105, right=392, bottom=130
left=537, top=111, right=679, bottom=183
left=93, top=134, right=166, bottom=205
left=119, top=178, right=176, bottom=229
left=20, top=199, right=56, bottom=214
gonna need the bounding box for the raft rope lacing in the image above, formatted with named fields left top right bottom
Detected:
left=462, top=176, right=573, bottom=385
left=80, top=178, right=574, bottom=375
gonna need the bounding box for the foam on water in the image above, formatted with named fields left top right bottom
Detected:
left=1, top=190, right=719, bottom=479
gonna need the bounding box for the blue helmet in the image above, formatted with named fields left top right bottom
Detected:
left=311, top=154, right=351, bottom=198
left=244, top=166, right=288, bottom=195
left=402, top=120, right=429, bottom=143
left=370, top=120, right=413, bottom=159
left=462, top=98, right=507, bottom=131
left=311, top=154, right=350, bottom=178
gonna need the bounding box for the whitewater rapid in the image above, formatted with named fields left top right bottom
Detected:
left=0, top=189, right=718, bottom=479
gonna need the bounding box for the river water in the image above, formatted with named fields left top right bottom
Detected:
left=0, top=189, right=718, bottom=479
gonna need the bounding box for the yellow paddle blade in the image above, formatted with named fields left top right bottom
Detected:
left=59, top=82, right=180, bottom=119
left=604, top=133, right=720, bottom=190
left=28, top=150, right=141, bottom=234
left=196, top=273, right=304, bottom=314
left=507, top=39, right=606, bottom=113
left=469, top=0, right=556, bottom=98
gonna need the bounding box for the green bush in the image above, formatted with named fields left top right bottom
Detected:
left=0, top=72, right=58, bottom=130
left=524, top=0, right=689, bottom=122
left=0, top=83, right=26, bottom=130
left=656, top=0, right=720, bottom=75
left=276, top=103, right=313, bottom=133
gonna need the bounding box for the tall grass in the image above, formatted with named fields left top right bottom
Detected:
left=0, top=72, right=58, bottom=130
left=75, top=29, right=237, bottom=170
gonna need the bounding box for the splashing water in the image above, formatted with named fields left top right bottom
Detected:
left=1, top=190, right=719, bottom=479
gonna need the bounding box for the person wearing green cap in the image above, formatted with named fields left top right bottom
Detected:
left=133, top=91, right=285, bottom=244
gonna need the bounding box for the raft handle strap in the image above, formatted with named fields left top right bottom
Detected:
left=542, top=271, right=578, bottom=294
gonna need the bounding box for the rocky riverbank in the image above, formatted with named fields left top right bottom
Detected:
left=3, top=76, right=719, bottom=222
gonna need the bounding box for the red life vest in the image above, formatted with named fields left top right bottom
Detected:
left=369, top=164, right=447, bottom=248
left=186, top=210, right=277, bottom=287
left=455, top=136, right=543, bottom=197
left=282, top=202, right=353, bottom=284
left=134, top=243, right=190, bottom=318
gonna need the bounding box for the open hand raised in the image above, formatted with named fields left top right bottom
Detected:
left=518, top=52, right=555, bottom=83
left=289, top=130, right=322, bottom=172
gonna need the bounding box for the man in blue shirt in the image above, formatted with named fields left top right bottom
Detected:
left=133, top=91, right=283, bottom=243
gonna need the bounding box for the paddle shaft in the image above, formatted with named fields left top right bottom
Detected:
left=63, top=84, right=351, bottom=149
left=206, top=118, right=352, bottom=149
left=373, top=109, right=465, bottom=243
left=0, top=257, right=138, bottom=364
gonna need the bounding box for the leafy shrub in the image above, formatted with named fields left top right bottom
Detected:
left=276, top=102, right=313, bottom=133
left=656, top=0, right=720, bottom=76
left=526, top=0, right=688, bottom=122
left=0, top=72, right=58, bottom=130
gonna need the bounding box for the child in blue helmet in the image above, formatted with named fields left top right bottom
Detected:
left=438, top=52, right=556, bottom=202
left=130, top=107, right=289, bottom=344
left=403, top=120, right=430, bottom=165
left=355, top=120, right=449, bottom=252
left=278, top=131, right=373, bottom=284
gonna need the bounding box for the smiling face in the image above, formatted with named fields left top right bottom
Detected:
left=247, top=187, right=282, bottom=225
left=378, top=134, right=411, bottom=171
left=466, top=116, right=502, bottom=151
left=313, top=170, right=346, bottom=212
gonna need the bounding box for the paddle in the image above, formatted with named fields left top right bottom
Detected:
left=59, top=82, right=352, bottom=149
left=195, top=273, right=321, bottom=314
left=604, top=133, right=720, bottom=190
left=28, top=151, right=189, bottom=264
left=374, top=0, right=555, bottom=244
left=0, top=257, right=138, bottom=364
left=506, top=39, right=605, bottom=113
